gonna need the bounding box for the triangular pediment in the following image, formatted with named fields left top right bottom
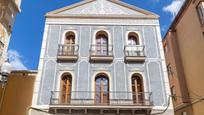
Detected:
left=46, top=0, right=159, bottom=18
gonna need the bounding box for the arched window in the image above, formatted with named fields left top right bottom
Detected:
left=128, top=32, right=139, bottom=45
left=60, top=73, right=72, bottom=104
left=64, top=31, right=75, bottom=44
left=132, top=74, right=144, bottom=104
left=64, top=31, right=75, bottom=55
left=95, top=31, right=108, bottom=55
left=95, top=74, right=109, bottom=104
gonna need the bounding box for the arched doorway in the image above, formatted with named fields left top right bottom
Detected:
left=64, top=31, right=75, bottom=55
left=128, top=32, right=139, bottom=45
left=95, top=31, right=109, bottom=55
left=131, top=74, right=144, bottom=104
left=65, top=31, right=75, bottom=44
left=95, top=73, right=109, bottom=104
left=60, top=73, right=72, bottom=104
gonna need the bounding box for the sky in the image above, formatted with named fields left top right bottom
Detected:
left=8, top=0, right=185, bottom=70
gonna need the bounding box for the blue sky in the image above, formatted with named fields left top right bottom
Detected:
left=8, top=0, right=185, bottom=70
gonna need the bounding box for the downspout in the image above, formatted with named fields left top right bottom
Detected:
left=0, top=6, right=5, bottom=21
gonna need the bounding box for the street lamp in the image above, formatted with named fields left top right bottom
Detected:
left=0, top=60, right=12, bottom=87
left=0, top=60, right=12, bottom=114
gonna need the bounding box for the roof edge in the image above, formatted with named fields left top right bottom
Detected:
left=46, top=0, right=160, bottom=18
left=109, top=0, right=159, bottom=17
left=11, top=70, right=38, bottom=74
left=45, top=14, right=159, bottom=19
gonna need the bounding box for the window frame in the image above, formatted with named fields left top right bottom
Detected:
left=95, top=74, right=110, bottom=104
left=196, top=1, right=204, bottom=25
left=131, top=74, right=144, bottom=104
left=126, top=31, right=142, bottom=45
left=62, top=30, right=78, bottom=44
left=60, top=73, right=72, bottom=104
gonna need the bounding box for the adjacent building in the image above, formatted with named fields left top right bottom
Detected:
left=163, top=0, right=204, bottom=115
left=0, top=0, right=21, bottom=65
left=31, top=0, right=173, bottom=115
left=0, top=70, right=37, bottom=115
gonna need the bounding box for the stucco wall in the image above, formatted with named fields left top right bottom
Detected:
left=175, top=1, right=204, bottom=115
left=0, top=71, right=36, bottom=115
left=35, top=23, right=168, bottom=107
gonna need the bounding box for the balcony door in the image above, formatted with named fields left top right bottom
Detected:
left=96, top=32, right=108, bottom=56
left=128, top=36, right=138, bottom=45
left=60, top=73, right=72, bottom=104
left=127, top=33, right=139, bottom=56
left=64, top=32, right=75, bottom=55
left=95, top=75, right=109, bottom=105
left=132, top=74, right=144, bottom=104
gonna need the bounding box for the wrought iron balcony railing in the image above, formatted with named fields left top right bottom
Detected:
left=50, top=91, right=153, bottom=106
left=57, top=44, right=79, bottom=61
left=90, top=44, right=113, bottom=62
left=90, top=44, right=113, bottom=56
left=124, top=45, right=146, bottom=62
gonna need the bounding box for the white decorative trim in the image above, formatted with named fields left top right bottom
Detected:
left=125, top=30, right=143, bottom=45
left=39, top=60, right=56, bottom=104
left=56, top=71, right=76, bottom=94
left=92, top=29, right=112, bottom=45
left=155, top=26, right=173, bottom=109
left=127, top=71, right=148, bottom=98
left=46, top=18, right=159, bottom=26
left=61, top=29, right=78, bottom=44
left=91, top=71, right=113, bottom=99
left=32, top=25, right=49, bottom=106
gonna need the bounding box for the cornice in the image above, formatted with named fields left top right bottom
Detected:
left=45, top=14, right=159, bottom=19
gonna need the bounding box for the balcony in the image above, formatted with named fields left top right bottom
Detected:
left=90, top=45, right=113, bottom=62
left=57, top=44, right=79, bottom=61
left=49, top=91, right=153, bottom=114
left=124, top=45, right=146, bottom=62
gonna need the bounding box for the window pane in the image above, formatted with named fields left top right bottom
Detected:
left=197, top=2, right=204, bottom=24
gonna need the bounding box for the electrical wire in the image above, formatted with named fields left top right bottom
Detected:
left=150, top=95, right=171, bottom=115
left=189, top=89, right=202, bottom=98
left=172, top=95, right=201, bottom=100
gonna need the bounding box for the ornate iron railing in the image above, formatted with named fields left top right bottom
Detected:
left=50, top=91, right=153, bottom=106
left=90, top=45, right=113, bottom=57
left=124, top=45, right=145, bottom=57
left=57, top=44, right=79, bottom=56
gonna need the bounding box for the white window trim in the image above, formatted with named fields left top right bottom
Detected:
left=128, top=72, right=148, bottom=100
left=56, top=71, right=76, bottom=93
left=92, top=29, right=112, bottom=45
left=61, top=30, right=78, bottom=44
left=125, top=31, right=143, bottom=45
left=197, top=2, right=204, bottom=25
left=91, top=71, right=113, bottom=99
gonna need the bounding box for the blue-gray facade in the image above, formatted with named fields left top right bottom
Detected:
left=37, top=25, right=167, bottom=106
left=31, top=0, right=173, bottom=114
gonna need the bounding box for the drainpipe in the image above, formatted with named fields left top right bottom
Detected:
left=0, top=6, right=5, bottom=21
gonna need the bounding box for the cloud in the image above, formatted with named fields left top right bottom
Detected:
left=161, top=25, right=168, bottom=32
left=163, top=0, right=185, bottom=18
left=8, top=49, right=27, bottom=70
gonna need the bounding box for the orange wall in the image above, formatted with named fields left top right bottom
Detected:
left=175, top=0, right=204, bottom=99
left=0, top=72, right=36, bottom=115
left=163, top=0, right=204, bottom=114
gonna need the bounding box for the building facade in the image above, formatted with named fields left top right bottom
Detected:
left=0, top=0, right=21, bottom=65
left=163, top=0, right=204, bottom=115
left=31, top=0, right=173, bottom=115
